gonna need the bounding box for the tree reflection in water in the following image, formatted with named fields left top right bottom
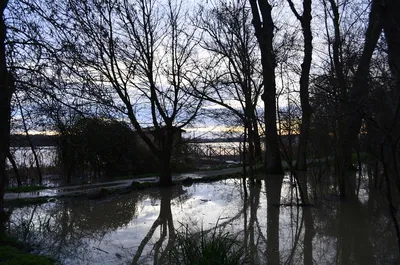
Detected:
left=265, top=175, right=283, bottom=265
left=8, top=193, right=143, bottom=263
left=131, top=187, right=176, bottom=265
left=5, top=176, right=400, bottom=265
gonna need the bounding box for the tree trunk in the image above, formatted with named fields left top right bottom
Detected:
left=7, top=150, right=21, bottom=187
left=252, top=114, right=263, bottom=162
left=381, top=0, right=400, bottom=192
left=289, top=0, right=313, bottom=172
left=158, top=153, right=172, bottom=186
left=0, top=0, right=11, bottom=217
left=242, top=126, right=247, bottom=177
left=303, top=207, right=314, bottom=265
left=16, top=95, right=43, bottom=185
left=382, top=0, right=400, bottom=97
left=248, top=129, right=255, bottom=181
left=325, top=0, right=351, bottom=196
left=296, top=171, right=309, bottom=205
left=265, top=174, right=283, bottom=265
left=158, top=128, right=174, bottom=186
left=246, top=119, right=255, bottom=182
left=248, top=182, right=261, bottom=262
left=331, top=0, right=382, bottom=198
left=342, top=0, right=382, bottom=172
left=249, top=0, right=283, bottom=175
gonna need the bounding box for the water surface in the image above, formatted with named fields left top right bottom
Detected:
left=6, top=176, right=399, bottom=264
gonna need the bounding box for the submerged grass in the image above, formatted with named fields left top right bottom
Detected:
left=6, top=185, right=47, bottom=193
left=168, top=226, right=249, bottom=265
left=0, top=233, right=54, bottom=265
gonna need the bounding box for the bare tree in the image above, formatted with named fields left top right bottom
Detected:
left=196, top=0, right=263, bottom=179
left=287, top=0, right=313, bottom=171
left=320, top=0, right=351, bottom=187
left=14, top=93, right=43, bottom=184
left=372, top=1, right=400, bottom=248
left=0, top=0, right=12, bottom=219
left=14, top=0, right=204, bottom=186
left=311, top=0, right=383, bottom=197
left=340, top=0, right=382, bottom=196
left=249, top=0, right=283, bottom=174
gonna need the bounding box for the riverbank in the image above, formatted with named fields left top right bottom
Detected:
left=4, top=166, right=252, bottom=205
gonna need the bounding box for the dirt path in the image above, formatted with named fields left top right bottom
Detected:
left=4, top=167, right=245, bottom=201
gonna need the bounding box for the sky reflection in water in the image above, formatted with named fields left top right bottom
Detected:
left=7, top=177, right=399, bottom=265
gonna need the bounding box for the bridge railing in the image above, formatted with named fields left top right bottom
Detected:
left=182, top=143, right=243, bottom=163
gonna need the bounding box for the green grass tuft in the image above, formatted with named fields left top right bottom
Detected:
left=168, top=226, right=249, bottom=265
left=6, top=186, right=47, bottom=193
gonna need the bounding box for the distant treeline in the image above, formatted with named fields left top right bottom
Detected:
left=9, top=134, right=59, bottom=147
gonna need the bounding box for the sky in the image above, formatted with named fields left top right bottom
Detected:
left=8, top=0, right=372, bottom=138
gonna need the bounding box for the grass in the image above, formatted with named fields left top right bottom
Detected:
left=168, top=226, right=249, bottom=265
left=6, top=186, right=47, bottom=193
left=0, top=233, right=54, bottom=265
left=351, top=152, right=371, bottom=164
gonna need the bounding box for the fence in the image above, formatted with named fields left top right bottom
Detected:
left=183, top=143, right=243, bottom=163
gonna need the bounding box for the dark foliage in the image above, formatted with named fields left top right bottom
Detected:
left=58, top=117, right=157, bottom=181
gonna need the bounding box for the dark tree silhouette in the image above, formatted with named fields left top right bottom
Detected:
left=341, top=0, right=383, bottom=196
left=249, top=0, right=283, bottom=174
left=196, top=0, right=263, bottom=180
left=287, top=0, right=313, bottom=171
left=13, top=0, right=204, bottom=186
left=0, top=0, right=12, bottom=222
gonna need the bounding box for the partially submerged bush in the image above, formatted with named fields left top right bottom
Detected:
left=168, top=226, right=249, bottom=265
left=58, top=117, right=157, bottom=182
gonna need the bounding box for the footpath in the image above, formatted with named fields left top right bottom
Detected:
left=4, top=167, right=244, bottom=201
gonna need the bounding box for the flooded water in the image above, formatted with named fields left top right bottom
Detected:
left=9, top=146, right=57, bottom=167
left=6, top=176, right=400, bottom=265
